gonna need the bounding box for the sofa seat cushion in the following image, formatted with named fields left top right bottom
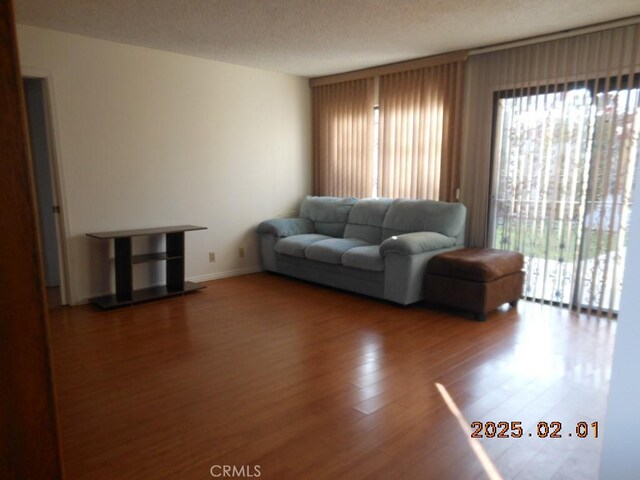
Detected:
left=274, top=234, right=332, bottom=258
left=341, top=245, right=385, bottom=272
left=305, top=238, right=370, bottom=264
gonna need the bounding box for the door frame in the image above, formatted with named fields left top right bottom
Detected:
left=0, top=0, right=64, bottom=476
left=487, top=75, right=640, bottom=312
left=22, top=69, right=72, bottom=306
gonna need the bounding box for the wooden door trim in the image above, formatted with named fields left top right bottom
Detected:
left=0, top=0, right=64, bottom=478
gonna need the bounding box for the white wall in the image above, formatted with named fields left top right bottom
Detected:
left=17, top=25, right=312, bottom=304
left=599, top=167, right=640, bottom=477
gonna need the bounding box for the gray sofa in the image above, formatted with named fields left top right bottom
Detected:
left=257, top=196, right=467, bottom=305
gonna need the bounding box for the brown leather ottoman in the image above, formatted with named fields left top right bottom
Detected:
left=425, top=248, right=524, bottom=321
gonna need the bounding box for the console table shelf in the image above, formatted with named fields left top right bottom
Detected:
left=87, top=225, right=207, bottom=309
left=131, top=252, right=182, bottom=264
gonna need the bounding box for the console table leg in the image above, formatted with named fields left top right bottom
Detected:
left=166, top=232, right=185, bottom=292
left=114, top=237, right=132, bottom=301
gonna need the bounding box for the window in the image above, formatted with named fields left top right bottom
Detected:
left=311, top=59, right=464, bottom=201
left=490, top=75, right=640, bottom=313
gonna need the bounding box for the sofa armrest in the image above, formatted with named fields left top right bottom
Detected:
left=256, top=217, right=315, bottom=238
left=380, top=232, right=456, bottom=256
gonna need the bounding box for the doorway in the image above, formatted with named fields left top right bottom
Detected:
left=23, top=77, right=68, bottom=308
left=488, top=76, right=640, bottom=316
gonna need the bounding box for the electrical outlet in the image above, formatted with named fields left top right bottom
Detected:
left=209, top=252, right=216, bottom=263
left=239, top=247, right=245, bottom=258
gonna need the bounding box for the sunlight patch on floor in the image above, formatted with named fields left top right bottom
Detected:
left=435, top=382, right=504, bottom=480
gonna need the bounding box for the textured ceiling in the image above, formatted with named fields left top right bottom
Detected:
left=14, top=0, right=640, bottom=77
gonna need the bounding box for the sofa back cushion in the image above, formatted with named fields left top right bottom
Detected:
left=382, top=199, right=466, bottom=240
left=344, top=198, right=394, bottom=244
left=299, top=196, right=357, bottom=237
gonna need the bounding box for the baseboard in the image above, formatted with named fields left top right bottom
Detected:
left=74, top=266, right=265, bottom=305
left=187, top=265, right=264, bottom=283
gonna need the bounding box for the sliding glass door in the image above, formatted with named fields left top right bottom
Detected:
left=489, top=77, right=640, bottom=315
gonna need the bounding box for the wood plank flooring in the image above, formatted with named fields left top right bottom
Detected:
left=48, top=273, right=616, bottom=480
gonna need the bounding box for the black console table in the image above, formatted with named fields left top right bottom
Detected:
left=87, top=225, right=207, bottom=309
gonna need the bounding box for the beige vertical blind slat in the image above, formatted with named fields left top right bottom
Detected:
left=566, top=33, right=595, bottom=313
left=441, top=63, right=465, bottom=200
left=572, top=33, right=600, bottom=313
left=312, top=78, right=374, bottom=197
left=578, top=33, right=609, bottom=314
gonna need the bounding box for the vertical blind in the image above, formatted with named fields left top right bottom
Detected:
left=378, top=61, right=464, bottom=201
left=311, top=60, right=464, bottom=200
left=462, top=23, right=640, bottom=316
left=312, top=78, right=374, bottom=197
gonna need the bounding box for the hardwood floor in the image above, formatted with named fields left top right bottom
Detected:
left=48, top=273, right=616, bottom=480
left=46, top=286, right=62, bottom=309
